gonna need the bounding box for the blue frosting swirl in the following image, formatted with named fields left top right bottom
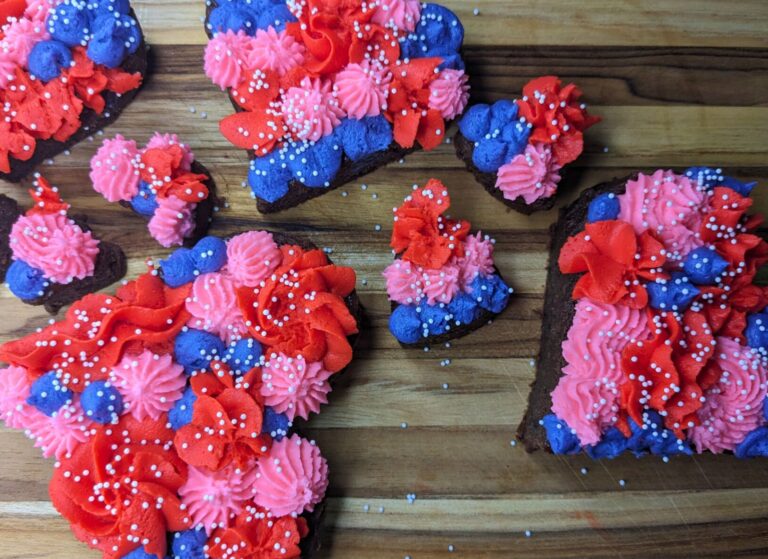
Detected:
left=47, top=2, right=90, bottom=47
left=174, top=328, right=226, bottom=373
left=401, top=4, right=464, bottom=63
left=446, top=292, right=481, bottom=325
left=257, top=3, right=296, bottom=32
left=168, top=386, right=196, bottom=431
left=159, top=248, right=198, bottom=288
left=80, top=380, right=123, bottom=424
left=88, top=0, right=132, bottom=17
left=389, top=304, right=422, bottom=344
left=248, top=152, right=292, bottom=203
left=87, top=14, right=141, bottom=67
left=120, top=546, right=159, bottom=559
left=626, top=411, right=691, bottom=457
left=541, top=414, right=581, bottom=455
left=419, top=304, right=451, bottom=336
left=585, top=427, right=628, bottom=460
left=458, top=104, right=491, bottom=142
left=682, top=247, right=729, bottom=285
left=190, top=236, right=227, bottom=274
left=587, top=193, right=620, bottom=223
left=262, top=406, right=291, bottom=441
left=734, top=426, right=768, bottom=459
left=208, top=3, right=259, bottom=36
left=170, top=528, right=207, bottom=559
left=27, top=371, right=72, bottom=416
left=6, top=260, right=48, bottom=301
left=684, top=166, right=757, bottom=197
left=287, top=135, right=343, bottom=188
left=336, top=116, right=393, bottom=162
left=28, top=40, right=73, bottom=82
left=130, top=182, right=159, bottom=216
left=647, top=273, right=700, bottom=312
left=224, top=337, right=263, bottom=374
left=459, top=100, right=530, bottom=173
left=746, top=310, right=768, bottom=351
left=470, top=273, right=511, bottom=314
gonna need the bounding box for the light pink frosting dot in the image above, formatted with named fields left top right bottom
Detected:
left=618, top=169, right=708, bottom=264
left=282, top=76, right=344, bottom=142
left=496, top=143, right=562, bottom=205
left=334, top=60, right=392, bottom=120
left=109, top=350, right=186, bottom=421
left=204, top=29, right=253, bottom=90
left=383, top=259, right=422, bottom=305
left=428, top=68, right=470, bottom=121
left=90, top=135, right=141, bottom=202
left=178, top=462, right=259, bottom=534
left=10, top=212, right=99, bottom=284
left=551, top=300, right=651, bottom=445
left=689, top=337, right=768, bottom=453
left=186, top=273, right=248, bottom=342
left=0, top=365, right=36, bottom=430
left=25, top=403, right=93, bottom=459
left=225, top=231, right=282, bottom=287
left=260, top=353, right=333, bottom=421
left=456, top=232, right=495, bottom=291
left=421, top=262, right=461, bottom=305
left=248, top=26, right=305, bottom=77
left=148, top=195, right=196, bottom=248
left=371, top=0, right=422, bottom=32
left=1, top=17, right=50, bottom=68
left=253, top=434, right=328, bottom=517
left=145, top=132, right=195, bottom=172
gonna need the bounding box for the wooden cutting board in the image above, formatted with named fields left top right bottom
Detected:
left=1, top=1, right=767, bottom=557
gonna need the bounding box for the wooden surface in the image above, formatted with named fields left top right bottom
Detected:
left=1, top=1, right=768, bottom=558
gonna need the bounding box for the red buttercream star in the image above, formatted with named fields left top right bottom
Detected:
left=207, top=506, right=308, bottom=559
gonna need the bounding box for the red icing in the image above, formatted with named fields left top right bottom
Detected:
left=26, top=176, right=69, bottom=215
left=386, top=58, right=444, bottom=150
left=0, top=0, right=26, bottom=27
left=139, top=146, right=209, bottom=202
left=207, top=506, right=308, bottom=559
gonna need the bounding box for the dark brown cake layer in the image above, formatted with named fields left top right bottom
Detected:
left=0, top=195, right=22, bottom=281
left=0, top=10, right=149, bottom=183
left=516, top=174, right=636, bottom=452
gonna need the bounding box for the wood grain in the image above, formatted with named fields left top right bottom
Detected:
left=1, top=1, right=768, bottom=558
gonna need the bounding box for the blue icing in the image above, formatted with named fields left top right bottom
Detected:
left=336, top=116, right=393, bottom=162
left=647, top=273, right=700, bottom=312
left=262, top=406, right=290, bottom=441
left=224, top=338, right=263, bottom=374
left=257, top=3, right=296, bottom=32
left=470, top=274, right=511, bottom=314
left=721, top=176, right=757, bottom=197
left=446, top=292, right=480, bottom=326
left=404, top=4, right=464, bottom=59
left=208, top=3, right=259, bottom=36
left=587, top=193, right=620, bottom=223
left=87, top=14, right=141, bottom=66
left=6, top=260, right=48, bottom=301
left=170, top=528, right=207, bottom=559
left=87, top=0, right=131, bottom=17
left=682, top=247, right=729, bottom=285
left=499, top=120, right=530, bottom=157
left=130, top=182, right=158, bottom=216
left=27, top=371, right=72, bottom=416
left=458, top=104, right=491, bottom=142
left=765, top=397, right=768, bottom=421
left=287, top=134, right=343, bottom=188
left=471, top=138, right=510, bottom=173
left=174, top=328, right=226, bottom=373
left=419, top=303, right=450, bottom=336
left=80, top=380, right=123, bottom=424
left=746, top=311, right=768, bottom=351
left=47, top=2, right=90, bottom=47
left=120, top=547, right=158, bottom=559
left=734, top=426, right=768, bottom=459
left=159, top=248, right=198, bottom=288
left=248, top=152, right=291, bottom=203
left=490, top=100, right=519, bottom=131
left=191, top=236, right=227, bottom=274
left=541, top=414, right=580, bottom=455
left=168, top=386, right=196, bottom=430
left=585, top=427, right=628, bottom=460
left=684, top=166, right=757, bottom=197
left=389, top=304, right=422, bottom=344
left=438, top=52, right=465, bottom=71
left=28, top=40, right=73, bottom=82
left=626, top=411, right=691, bottom=457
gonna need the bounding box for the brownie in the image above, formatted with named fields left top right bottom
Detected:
left=0, top=195, right=22, bottom=281
left=0, top=10, right=149, bottom=183
left=516, top=174, right=636, bottom=452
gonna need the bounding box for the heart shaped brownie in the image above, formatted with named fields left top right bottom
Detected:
left=90, top=132, right=222, bottom=248
left=203, top=0, right=470, bottom=213
left=0, top=0, right=147, bottom=182
left=518, top=167, right=768, bottom=459
left=385, top=178, right=513, bottom=347
left=455, top=76, right=600, bottom=214
left=0, top=230, right=362, bottom=558
left=1, top=175, right=126, bottom=313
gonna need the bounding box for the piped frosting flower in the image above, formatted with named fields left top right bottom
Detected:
left=496, top=143, right=562, bottom=205
left=371, top=0, right=422, bottom=32
left=148, top=195, right=196, bottom=248
left=334, top=60, right=392, bottom=120
left=281, top=76, right=344, bottom=142
left=0, top=365, right=35, bottom=429
left=89, top=134, right=141, bottom=202
left=428, top=68, right=469, bottom=121
left=204, top=29, right=254, bottom=90
left=24, top=403, right=93, bottom=459
left=225, top=231, right=282, bottom=287
left=186, top=273, right=248, bottom=342
left=456, top=232, right=496, bottom=290
left=248, top=26, right=305, bottom=77
left=260, top=353, right=333, bottom=421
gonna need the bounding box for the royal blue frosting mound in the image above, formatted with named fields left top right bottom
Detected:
left=587, top=193, right=621, bottom=223
left=81, top=380, right=123, bottom=424
left=585, top=427, right=627, bottom=460
left=208, top=3, right=260, bottom=36
left=47, top=2, right=90, bottom=47
left=120, top=546, right=158, bottom=559
left=389, top=304, right=422, bottom=344
left=191, top=236, right=227, bottom=274
left=28, top=40, right=73, bottom=82
left=88, top=14, right=141, bottom=67
left=419, top=303, right=451, bottom=336
left=168, top=386, right=196, bottom=431
left=682, top=247, right=729, bottom=285
left=447, top=292, right=481, bottom=325
left=735, top=426, right=768, bottom=458
left=130, top=182, right=159, bottom=216
left=459, top=99, right=530, bottom=173
left=402, top=4, right=464, bottom=66
left=626, top=411, right=692, bottom=457
left=458, top=104, right=492, bottom=142
left=27, top=371, right=73, bottom=416
left=647, top=273, right=700, bottom=312
left=684, top=166, right=757, bottom=197
left=159, top=248, right=198, bottom=288
left=746, top=310, right=768, bottom=351
left=262, top=406, right=291, bottom=441
left=248, top=152, right=292, bottom=203
left=471, top=273, right=511, bottom=314
left=287, top=135, right=343, bottom=188
left=6, top=260, right=48, bottom=301
left=224, top=337, right=263, bottom=374
left=336, top=116, right=393, bottom=162
left=170, top=528, right=207, bottom=559
left=541, top=414, right=581, bottom=455
left=174, top=328, right=226, bottom=373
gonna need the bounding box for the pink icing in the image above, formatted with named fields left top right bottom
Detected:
left=0, top=57, right=15, bottom=88
left=10, top=212, right=99, bottom=284
left=178, top=462, right=259, bottom=534
left=260, top=353, right=332, bottom=421
left=456, top=232, right=495, bottom=291
left=551, top=300, right=651, bottom=445
left=495, top=143, right=562, bottom=205
left=253, top=434, right=328, bottom=517
left=1, top=17, right=49, bottom=67
left=383, top=259, right=422, bottom=305
left=109, top=350, right=185, bottom=421
left=618, top=169, right=708, bottom=264
left=186, top=273, right=247, bottom=342
left=371, top=0, right=422, bottom=32
left=225, top=231, right=282, bottom=287
left=689, top=337, right=768, bottom=453
left=147, top=195, right=196, bottom=248
left=24, top=0, right=59, bottom=22
left=204, top=29, right=253, bottom=90
left=247, top=26, right=305, bottom=77
left=428, top=68, right=469, bottom=121
left=421, top=261, right=460, bottom=305
left=145, top=132, right=195, bottom=172
left=334, top=60, right=392, bottom=120
left=89, top=134, right=141, bottom=202
left=25, top=403, right=93, bottom=459
left=281, top=76, right=344, bottom=142
left=0, top=365, right=35, bottom=430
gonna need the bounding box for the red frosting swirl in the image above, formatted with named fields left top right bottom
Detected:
left=208, top=506, right=308, bottom=559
